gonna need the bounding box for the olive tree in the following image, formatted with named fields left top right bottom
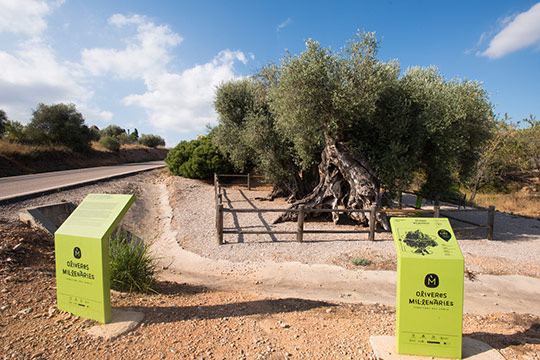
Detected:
left=214, top=31, right=493, bottom=229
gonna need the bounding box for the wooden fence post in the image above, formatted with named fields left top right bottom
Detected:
left=398, top=191, right=403, bottom=209
left=214, top=173, right=218, bottom=201
left=216, top=200, right=223, bottom=245
left=434, top=204, right=440, bottom=218
left=369, top=205, right=376, bottom=242
left=487, top=205, right=495, bottom=240
left=297, top=205, right=305, bottom=242
left=247, top=173, right=251, bottom=191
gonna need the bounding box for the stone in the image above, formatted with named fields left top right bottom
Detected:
left=370, top=336, right=506, bottom=360
left=86, top=308, right=144, bottom=340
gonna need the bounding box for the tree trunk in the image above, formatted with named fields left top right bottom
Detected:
left=260, top=165, right=319, bottom=202
left=274, top=137, right=389, bottom=230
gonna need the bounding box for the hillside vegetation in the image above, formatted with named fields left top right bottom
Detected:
left=0, top=140, right=168, bottom=177
left=0, top=103, right=168, bottom=177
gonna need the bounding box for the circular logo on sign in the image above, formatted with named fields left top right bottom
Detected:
left=73, top=247, right=82, bottom=259
left=438, top=229, right=452, bottom=242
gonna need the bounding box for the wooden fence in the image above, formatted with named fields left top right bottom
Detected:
left=214, top=173, right=495, bottom=245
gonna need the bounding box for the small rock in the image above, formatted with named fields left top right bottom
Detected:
left=326, top=308, right=333, bottom=313
left=19, top=307, right=32, bottom=315
left=0, top=305, right=9, bottom=311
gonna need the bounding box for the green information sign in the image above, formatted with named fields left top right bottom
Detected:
left=391, top=217, right=464, bottom=359
left=54, top=194, right=135, bottom=323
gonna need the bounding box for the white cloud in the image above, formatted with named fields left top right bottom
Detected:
left=79, top=13, right=249, bottom=134
left=81, top=14, right=182, bottom=79
left=123, top=50, right=248, bottom=133
left=0, top=0, right=113, bottom=124
left=0, top=0, right=64, bottom=37
left=482, top=2, right=540, bottom=59
left=0, top=39, right=92, bottom=122
left=276, top=18, right=292, bottom=32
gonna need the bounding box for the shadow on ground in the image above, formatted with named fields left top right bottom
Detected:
left=131, top=298, right=335, bottom=324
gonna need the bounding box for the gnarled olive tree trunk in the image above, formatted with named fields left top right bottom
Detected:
left=261, top=165, right=320, bottom=203
left=274, top=137, right=389, bottom=230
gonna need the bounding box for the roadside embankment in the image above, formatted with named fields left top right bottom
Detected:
left=0, top=140, right=168, bottom=177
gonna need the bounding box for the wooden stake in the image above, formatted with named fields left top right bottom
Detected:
left=369, top=205, right=376, bottom=241
left=487, top=205, right=495, bottom=240
left=297, top=205, right=305, bottom=242
left=216, top=202, right=223, bottom=245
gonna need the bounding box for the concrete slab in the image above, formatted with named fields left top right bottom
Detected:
left=86, top=308, right=144, bottom=340
left=370, top=335, right=505, bottom=360
left=19, top=202, right=76, bottom=234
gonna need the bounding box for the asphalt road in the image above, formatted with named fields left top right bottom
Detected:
left=0, top=161, right=166, bottom=202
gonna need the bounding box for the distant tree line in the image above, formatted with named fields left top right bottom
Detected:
left=465, top=113, right=539, bottom=198
left=0, top=103, right=166, bottom=152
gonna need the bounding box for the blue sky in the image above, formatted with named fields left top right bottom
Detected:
left=1, top=1, right=539, bottom=147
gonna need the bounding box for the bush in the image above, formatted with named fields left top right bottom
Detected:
left=109, top=228, right=157, bottom=293
left=166, top=136, right=233, bottom=179
left=99, top=135, right=121, bottom=152
left=139, top=134, right=166, bottom=148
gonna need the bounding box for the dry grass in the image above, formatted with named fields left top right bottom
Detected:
left=91, top=141, right=166, bottom=152
left=0, top=139, right=70, bottom=158
left=472, top=192, right=540, bottom=219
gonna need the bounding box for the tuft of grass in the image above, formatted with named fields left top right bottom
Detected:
left=109, top=228, right=158, bottom=293
left=351, top=256, right=371, bottom=267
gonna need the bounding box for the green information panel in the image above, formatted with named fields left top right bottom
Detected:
left=54, top=194, right=135, bottom=323
left=391, top=217, right=464, bottom=359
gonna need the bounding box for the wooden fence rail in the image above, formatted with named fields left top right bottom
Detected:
left=214, top=173, right=495, bottom=244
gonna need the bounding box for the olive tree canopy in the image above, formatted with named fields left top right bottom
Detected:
left=213, top=31, right=492, bottom=229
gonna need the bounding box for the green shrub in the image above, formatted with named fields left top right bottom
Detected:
left=166, top=136, right=233, bottom=179
left=139, top=134, right=166, bottom=148
left=351, top=256, right=371, bottom=267
left=99, top=135, right=120, bottom=152
left=109, top=229, right=157, bottom=293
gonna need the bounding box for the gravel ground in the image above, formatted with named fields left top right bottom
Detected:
left=169, top=175, right=540, bottom=278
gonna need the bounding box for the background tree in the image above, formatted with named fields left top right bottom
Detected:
left=0, top=109, right=6, bottom=137
left=518, top=115, right=539, bottom=179
left=2, top=120, right=26, bottom=142
left=100, top=125, right=126, bottom=138
left=139, top=134, right=166, bottom=148
left=89, top=125, right=101, bottom=142
left=129, top=128, right=139, bottom=143
left=214, top=31, right=493, bottom=229
left=26, top=103, right=91, bottom=152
